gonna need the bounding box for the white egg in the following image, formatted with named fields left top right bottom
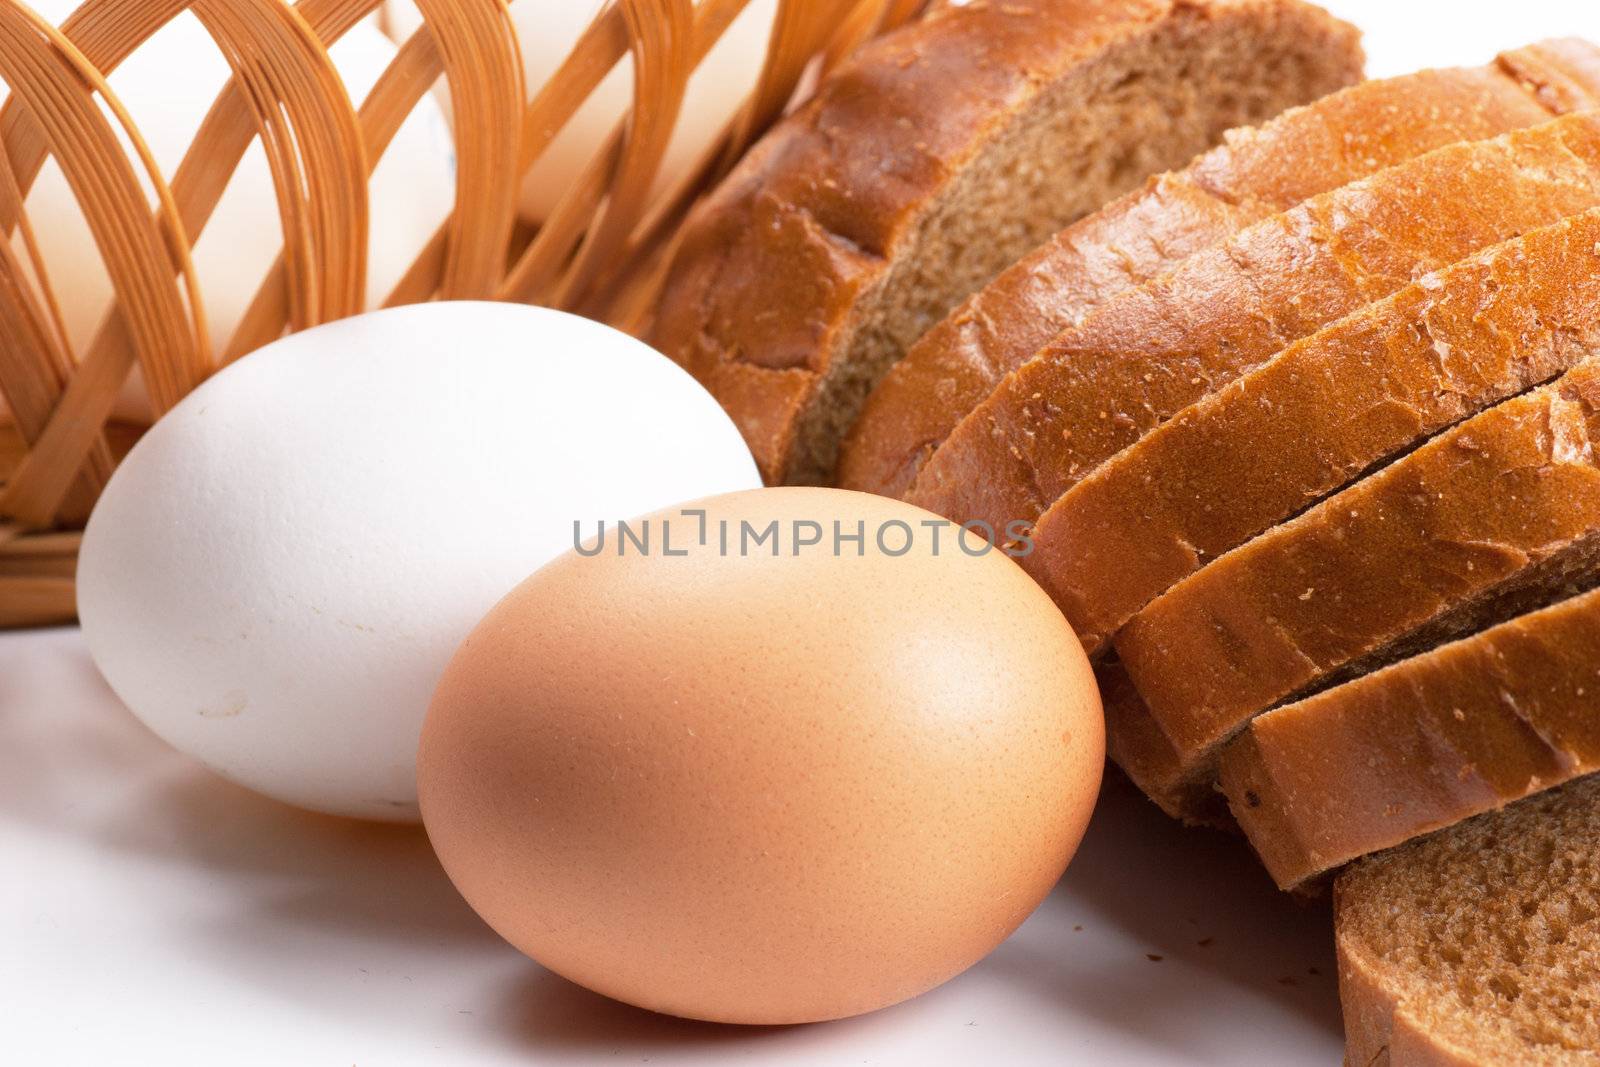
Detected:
left=16, top=4, right=456, bottom=408
left=381, top=0, right=774, bottom=222
left=76, top=302, right=760, bottom=822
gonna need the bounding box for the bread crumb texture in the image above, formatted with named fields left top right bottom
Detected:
left=1337, top=773, right=1600, bottom=1065
left=652, top=0, right=1362, bottom=484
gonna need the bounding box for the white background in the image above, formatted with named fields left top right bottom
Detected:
left=1321, top=0, right=1599, bottom=78
left=7, top=2, right=1600, bottom=1065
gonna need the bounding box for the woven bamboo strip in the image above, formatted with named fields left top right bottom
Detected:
left=0, top=0, right=928, bottom=628
left=414, top=0, right=521, bottom=298
left=552, top=0, right=693, bottom=308
left=499, top=0, right=701, bottom=306
left=2, top=0, right=386, bottom=521
left=0, top=0, right=224, bottom=528
left=0, top=523, right=77, bottom=622
left=10, top=5, right=207, bottom=410
left=189, top=0, right=369, bottom=334
left=0, top=576, right=75, bottom=626
left=231, top=6, right=435, bottom=359
left=0, top=0, right=380, bottom=526
left=581, top=0, right=926, bottom=329
left=563, top=0, right=827, bottom=323
left=0, top=2, right=204, bottom=529
left=0, top=141, right=84, bottom=490
left=392, top=1, right=635, bottom=308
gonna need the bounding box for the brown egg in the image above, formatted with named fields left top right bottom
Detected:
left=419, top=487, right=1102, bottom=1024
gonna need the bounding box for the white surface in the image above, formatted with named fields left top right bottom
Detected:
left=11, top=2, right=1600, bottom=1064
left=76, top=303, right=759, bottom=821
left=1319, top=0, right=1600, bottom=77
left=3, top=627, right=1340, bottom=1066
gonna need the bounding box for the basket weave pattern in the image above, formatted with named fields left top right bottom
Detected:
left=0, top=0, right=926, bottom=627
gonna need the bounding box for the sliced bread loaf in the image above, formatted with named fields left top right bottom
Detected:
left=1115, top=361, right=1600, bottom=794
left=1033, top=204, right=1600, bottom=655
left=1098, top=658, right=1235, bottom=826
left=837, top=41, right=1600, bottom=499
left=904, top=110, right=1600, bottom=537
left=650, top=0, right=1363, bottom=485
left=1336, top=773, right=1600, bottom=1065
left=1220, top=587, right=1600, bottom=890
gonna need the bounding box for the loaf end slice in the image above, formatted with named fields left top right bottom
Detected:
left=1220, top=586, right=1600, bottom=890
left=1336, top=773, right=1600, bottom=1066
left=652, top=0, right=1364, bottom=485
left=838, top=44, right=1600, bottom=499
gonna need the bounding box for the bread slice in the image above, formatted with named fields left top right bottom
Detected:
left=905, top=108, right=1600, bottom=539
left=650, top=0, right=1363, bottom=485
left=1097, top=658, right=1236, bottom=826
left=1335, top=773, right=1600, bottom=1065
left=1115, top=361, right=1600, bottom=796
left=1107, top=672, right=1243, bottom=828
left=837, top=40, right=1600, bottom=499
left=1220, top=587, right=1600, bottom=890
left=1034, top=203, right=1600, bottom=655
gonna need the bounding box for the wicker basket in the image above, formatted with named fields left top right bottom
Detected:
left=0, top=0, right=927, bottom=628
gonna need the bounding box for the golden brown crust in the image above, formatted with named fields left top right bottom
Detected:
left=651, top=0, right=1363, bottom=484
left=1034, top=195, right=1600, bottom=656
left=906, top=96, right=1600, bottom=543
left=1099, top=659, right=1235, bottom=826
left=1115, top=362, right=1600, bottom=783
left=1499, top=37, right=1600, bottom=114
left=838, top=51, right=1591, bottom=499
left=1221, top=587, right=1600, bottom=890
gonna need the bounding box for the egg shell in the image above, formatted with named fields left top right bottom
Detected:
left=76, top=302, right=759, bottom=822
left=420, top=486, right=1104, bottom=1024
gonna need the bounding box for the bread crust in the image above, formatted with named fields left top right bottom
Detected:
left=1337, top=918, right=1406, bottom=1067
left=1336, top=900, right=1487, bottom=1067
left=1221, top=587, right=1600, bottom=890
left=1333, top=775, right=1600, bottom=1065
left=1116, top=362, right=1600, bottom=787
left=1035, top=196, right=1600, bottom=656
left=906, top=97, right=1600, bottom=545
left=1099, top=659, right=1235, bottom=825
left=839, top=46, right=1596, bottom=499
left=650, top=0, right=1363, bottom=485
